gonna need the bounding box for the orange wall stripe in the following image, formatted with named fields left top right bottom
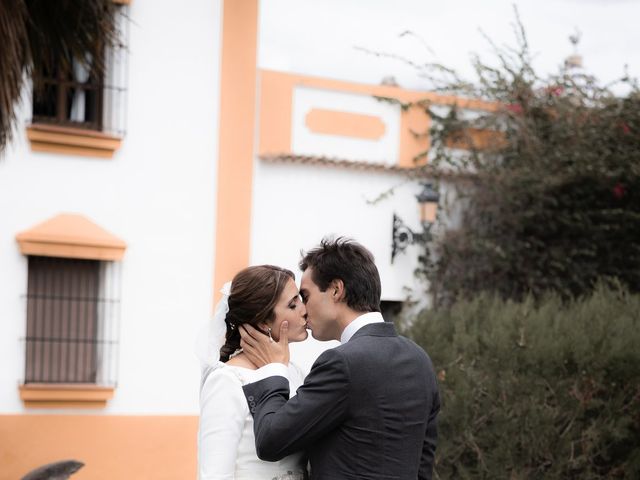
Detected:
left=257, top=69, right=499, bottom=167
left=0, top=415, right=197, bottom=479
left=259, top=69, right=499, bottom=110
left=398, top=104, right=431, bottom=167
left=305, top=109, right=386, bottom=140
left=213, top=0, right=259, bottom=304
left=258, top=69, right=293, bottom=157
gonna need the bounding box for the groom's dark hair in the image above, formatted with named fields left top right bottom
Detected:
left=299, top=237, right=381, bottom=313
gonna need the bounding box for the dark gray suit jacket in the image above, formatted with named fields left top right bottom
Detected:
left=243, top=322, right=440, bottom=480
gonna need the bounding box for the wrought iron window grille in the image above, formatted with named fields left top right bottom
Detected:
left=21, top=256, right=121, bottom=386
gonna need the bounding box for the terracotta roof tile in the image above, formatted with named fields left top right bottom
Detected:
left=259, top=154, right=471, bottom=180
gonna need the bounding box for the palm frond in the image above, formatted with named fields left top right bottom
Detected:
left=0, top=0, right=29, bottom=151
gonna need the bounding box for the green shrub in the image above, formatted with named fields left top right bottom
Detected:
left=406, top=285, right=640, bottom=479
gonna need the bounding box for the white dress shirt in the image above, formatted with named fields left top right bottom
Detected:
left=339, top=311, right=384, bottom=343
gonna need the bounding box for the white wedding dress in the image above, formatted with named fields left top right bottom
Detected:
left=198, top=362, right=307, bottom=480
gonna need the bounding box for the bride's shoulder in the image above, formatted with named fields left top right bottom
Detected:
left=201, top=364, right=244, bottom=390
left=199, top=366, right=250, bottom=414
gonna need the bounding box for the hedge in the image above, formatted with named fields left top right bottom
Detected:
left=406, top=285, right=640, bottom=478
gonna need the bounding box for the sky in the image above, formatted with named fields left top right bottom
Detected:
left=259, top=0, right=639, bottom=93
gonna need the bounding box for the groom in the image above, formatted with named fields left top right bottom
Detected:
left=240, top=237, right=440, bottom=479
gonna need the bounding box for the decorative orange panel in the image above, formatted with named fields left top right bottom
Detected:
left=305, top=109, right=386, bottom=140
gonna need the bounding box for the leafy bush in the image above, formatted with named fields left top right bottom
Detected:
left=406, top=285, right=640, bottom=479
left=416, top=16, right=640, bottom=304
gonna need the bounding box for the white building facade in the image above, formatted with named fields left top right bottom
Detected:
left=0, top=1, right=486, bottom=477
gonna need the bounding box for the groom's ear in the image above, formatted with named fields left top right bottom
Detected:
left=330, top=279, right=345, bottom=302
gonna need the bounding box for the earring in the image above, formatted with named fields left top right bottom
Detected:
left=268, top=327, right=273, bottom=342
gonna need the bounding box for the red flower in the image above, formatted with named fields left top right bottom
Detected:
left=620, top=122, right=631, bottom=135
left=613, top=183, right=626, bottom=199
left=547, top=85, right=564, bottom=96
left=507, top=103, right=523, bottom=115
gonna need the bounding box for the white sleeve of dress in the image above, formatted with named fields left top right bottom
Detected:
left=198, top=369, right=247, bottom=480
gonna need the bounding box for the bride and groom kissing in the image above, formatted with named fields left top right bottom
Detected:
left=198, top=237, right=440, bottom=479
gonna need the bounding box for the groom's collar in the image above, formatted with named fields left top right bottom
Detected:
left=340, top=311, right=384, bottom=343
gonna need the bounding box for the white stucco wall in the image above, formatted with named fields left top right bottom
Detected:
left=250, top=161, right=429, bottom=299
left=0, top=0, right=222, bottom=414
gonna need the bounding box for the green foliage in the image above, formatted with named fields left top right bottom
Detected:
left=420, top=15, right=640, bottom=304
left=405, top=285, right=640, bottom=479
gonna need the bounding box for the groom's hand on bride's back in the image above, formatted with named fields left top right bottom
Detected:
left=240, top=322, right=290, bottom=367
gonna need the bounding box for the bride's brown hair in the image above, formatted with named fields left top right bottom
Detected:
left=219, top=265, right=295, bottom=362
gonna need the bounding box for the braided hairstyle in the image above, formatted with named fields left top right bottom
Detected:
left=219, top=265, right=295, bottom=362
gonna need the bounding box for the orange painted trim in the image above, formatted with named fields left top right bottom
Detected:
left=305, top=108, right=386, bottom=140
left=258, top=70, right=499, bottom=168
left=260, top=70, right=498, bottom=110
left=27, top=124, right=122, bottom=159
left=19, top=384, right=115, bottom=409
left=445, top=127, right=507, bottom=151
left=399, top=104, right=431, bottom=167
left=213, top=0, right=259, bottom=304
left=257, top=69, right=293, bottom=157
left=0, top=415, right=198, bottom=479
left=17, top=241, right=125, bottom=261
left=16, top=213, right=126, bottom=261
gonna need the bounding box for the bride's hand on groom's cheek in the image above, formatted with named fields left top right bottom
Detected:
left=240, top=323, right=290, bottom=367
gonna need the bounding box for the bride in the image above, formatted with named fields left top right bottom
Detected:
left=197, top=265, right=309, bottom=480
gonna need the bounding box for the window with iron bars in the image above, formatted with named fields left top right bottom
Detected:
left=24, top=256, right=121, bottom=386
left=30, top=5, right=129, bottom=137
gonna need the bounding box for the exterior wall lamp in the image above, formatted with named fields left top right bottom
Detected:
left=391, top=183, right=440, bottom=263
